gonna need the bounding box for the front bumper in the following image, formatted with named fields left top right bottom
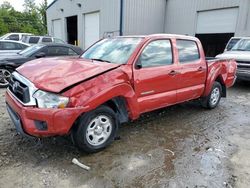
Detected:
left=5, top=90, right=84, bottom=137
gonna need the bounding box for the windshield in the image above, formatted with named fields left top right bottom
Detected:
left=226, top=38, right=240, bottom=51
left=81, top=37, right=143, bottom=64
left=232, top=39, right=250, bottom=51
left=19, top=44, right=45, bottom=57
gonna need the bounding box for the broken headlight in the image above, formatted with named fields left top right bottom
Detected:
left=33, top=90, right=69, bottom=109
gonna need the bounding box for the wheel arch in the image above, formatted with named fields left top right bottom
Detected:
left=215, top=75, right=226, bottom=97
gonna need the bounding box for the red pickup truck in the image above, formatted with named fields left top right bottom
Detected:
left=6, top=34, right=237, bottom=152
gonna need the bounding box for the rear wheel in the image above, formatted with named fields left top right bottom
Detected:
left=0, top=68, right=12, bottom=88
left=72, top=106, right=118, bottom=153
left=202, top=81, right=222, bottom=109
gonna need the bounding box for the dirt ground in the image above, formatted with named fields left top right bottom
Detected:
left=0, top=81, right=250, bottom=188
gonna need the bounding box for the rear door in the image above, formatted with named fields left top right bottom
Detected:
left=133, top=39, right=179, bottom=113
left=176, top=39, right=206, bottom=102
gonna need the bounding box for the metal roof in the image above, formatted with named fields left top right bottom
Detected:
left=46, top=0, right=58, bottom=10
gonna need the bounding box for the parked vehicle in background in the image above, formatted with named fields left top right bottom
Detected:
left=0, top=33, right=33, bottom=41
left=217, top=37, right=250, bottom=81
left=224, top=37, right=242, bottom=52
left=5, top=34, right=237, bottom=153
left=21, top=35, right=65, bottom=45
left=0, top=40, right=30, bottom=57
left=0, top=43, right=83, bottom=87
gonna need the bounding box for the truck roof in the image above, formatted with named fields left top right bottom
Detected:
left=117, top=33, right=198, bottom=41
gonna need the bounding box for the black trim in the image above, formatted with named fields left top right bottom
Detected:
left=6, top=103, right=33, bottom=138
left=119, top=0, right=124, bottom=36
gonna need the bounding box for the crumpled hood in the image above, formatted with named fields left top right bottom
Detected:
left=17, top=57, right=120, bottom=93
left=216, top=51, right=250, bottom=62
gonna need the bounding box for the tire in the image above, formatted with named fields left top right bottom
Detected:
left=202, top=81, right=222, bottom=109
left=72, top=105, right=118, bottom=153
left=0, top=68, right=12, bottom=88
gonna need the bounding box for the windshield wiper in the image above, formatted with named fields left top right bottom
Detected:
left=91, top=58, right=111, bottom=64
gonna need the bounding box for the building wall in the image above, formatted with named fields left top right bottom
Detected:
left=164, top=0, right=250, bottom=36
left=46, top=0, right=120, bottom=49
left=47, top=0, right=167, bottom=48
left=123, top=0, right=166, bottom=35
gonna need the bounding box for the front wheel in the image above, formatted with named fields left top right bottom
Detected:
left=202, top=81, right=222, bottom=109
left=0, top=68, right=12, bottom=88
left=72, top=106, right=118, bottom=153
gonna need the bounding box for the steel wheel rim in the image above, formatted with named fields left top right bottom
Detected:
left=0, top=69, right=11, bottom=86
left=210, top=87, right=220, bottom=106
left=86, top=115, right=112, bottom=146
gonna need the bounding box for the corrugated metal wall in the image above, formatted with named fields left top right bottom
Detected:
left=164, top=0, right=250, bottom=36
left=123, top=0, right=166, bottom=35
left=46, top=0, right=120, bottom=48
left=47, top=0, right=250, bottom=48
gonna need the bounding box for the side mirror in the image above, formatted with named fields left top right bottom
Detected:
left=135, top=58, right=142, bottom=69
left=35, top=52, right=46, bottom=58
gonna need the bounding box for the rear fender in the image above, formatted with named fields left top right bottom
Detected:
left=203, top=63, right=226, bottom=97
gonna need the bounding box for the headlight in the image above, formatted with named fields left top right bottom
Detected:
left=33, top=90, right=69, bottom=109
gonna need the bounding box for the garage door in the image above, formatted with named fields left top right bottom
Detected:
left=52, top=19, right=63, bottom=40
left=196, top=8, right=239, bottom=34
left=84, top=12, right=100, bottom=49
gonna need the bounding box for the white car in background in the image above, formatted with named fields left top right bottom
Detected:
left=0, top=33, right=33, bottom=41
left=216, top=37, right=250, bottom=81
left=0, top=40, right=30, bottom=57
left=21, top=35, right=66, bottom=45
left=224, top=37, right=242, bottom=52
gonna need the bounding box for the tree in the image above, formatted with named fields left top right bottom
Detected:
left=0, top=0, right=47, bottom=36
left=37, top=0, right=48, bottom=34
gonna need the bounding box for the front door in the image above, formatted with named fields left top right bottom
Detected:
left=133, top=39, right=179, bottom=113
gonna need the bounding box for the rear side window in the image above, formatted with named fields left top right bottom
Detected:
left=176, top=40, right=200, bottom=63
left=29, top=37, right=40, bottom=44
left=0, top=42, right=20, bottom=50
left=139, top=40, right=173, bottom=68
left=54, top=38, right=65, bottom=44
left=7, top=34, right=19, bottom=41
left=42, top=37, right=53, bottom=43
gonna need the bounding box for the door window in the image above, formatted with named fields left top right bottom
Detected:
left=139, top=40, right=173, bottom=68
left=29, top=37, right=40, bottom=44
left=42, top=37, right=53, bottom=43
left=1, top=42, right=21, bottom=50
left=176, top=40, right=200, bottom=63
left=47, top=46, right=77, bottom=56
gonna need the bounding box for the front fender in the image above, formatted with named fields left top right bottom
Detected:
left=63, top=69, right=140, bottom=119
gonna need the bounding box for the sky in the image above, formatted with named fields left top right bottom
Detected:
left=0, top=0, right=54, bottom=12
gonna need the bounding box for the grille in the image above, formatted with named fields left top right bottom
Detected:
left=8, top=75, right=30, bottom=103
left=236, top=61, right=250, bottom=69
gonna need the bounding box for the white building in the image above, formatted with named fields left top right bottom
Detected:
left=47, top=0, right=250, bottom=56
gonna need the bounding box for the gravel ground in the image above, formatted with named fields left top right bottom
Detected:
left=0, top=81, right=250, bottom=188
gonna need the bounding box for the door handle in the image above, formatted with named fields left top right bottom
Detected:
left=168, top=70, right=179, bottom=76
left=198, top=67, right=204, bottom=71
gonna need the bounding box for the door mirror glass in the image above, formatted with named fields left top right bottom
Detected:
left=35, top=52, right=46, bottom=58
left=136, top=59, right=142, bottom=69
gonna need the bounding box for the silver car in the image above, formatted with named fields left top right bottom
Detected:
left=216, top=37, right=250, bottom=81
left=21, top=36, right=65, bottom=45
left=0, top=40, right=30, bottom=57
